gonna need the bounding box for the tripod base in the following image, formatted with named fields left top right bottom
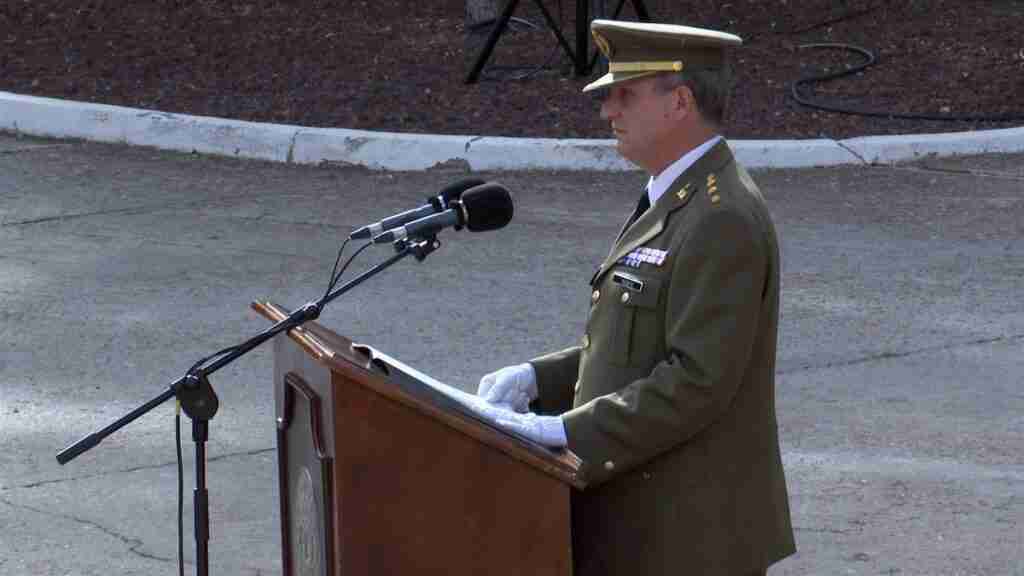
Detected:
left=465, top=0, right=651, bottom=84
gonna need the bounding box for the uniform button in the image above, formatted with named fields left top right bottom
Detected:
left=604, top=460, right=615, bottom=471
left=620, top=292, right=631, bottom=303
left=591, top=289, right=601, bottom=303
left=642, top=472, right=652, bottom=480
left=581, top=334, right=590, bottom=349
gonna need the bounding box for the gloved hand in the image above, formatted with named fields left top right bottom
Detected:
left=484, top=405, right=567, bottom=448
left=476, top=363, right=537, bottom=413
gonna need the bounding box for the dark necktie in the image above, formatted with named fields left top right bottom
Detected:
left=636, top=191, right=651, bottom=215
left=628, top=191, right=651, bottom=226
left=618, top=191, right=651, bottom=241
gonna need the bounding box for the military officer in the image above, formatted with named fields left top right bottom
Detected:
left=478, top=19, right=796, bottom=576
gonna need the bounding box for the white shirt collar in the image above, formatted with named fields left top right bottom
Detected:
left=645, top=135, right=723, bottom=207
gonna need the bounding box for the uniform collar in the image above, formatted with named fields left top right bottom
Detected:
left=646, top=135, right=723, bottom=208
left=591, top=138, right=735, bottom=286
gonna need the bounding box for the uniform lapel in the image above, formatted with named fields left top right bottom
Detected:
left=591, top=140, right=735, bottom=286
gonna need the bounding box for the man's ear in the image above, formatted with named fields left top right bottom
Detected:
left=673, top=85, right=696, bottom=119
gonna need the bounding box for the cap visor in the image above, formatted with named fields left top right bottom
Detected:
left=582, top=70, right=662, bottom=93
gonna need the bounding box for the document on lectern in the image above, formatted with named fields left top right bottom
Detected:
left=352, top=343, right=544, bottom=448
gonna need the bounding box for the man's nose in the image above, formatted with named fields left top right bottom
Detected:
left=600, top=98, right=618, bottom=120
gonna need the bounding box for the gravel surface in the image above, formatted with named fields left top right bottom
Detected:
left=3, top=0, right=1023, bottom=139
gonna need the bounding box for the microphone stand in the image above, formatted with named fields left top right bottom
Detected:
left=56, top=235, right=440, bottom=576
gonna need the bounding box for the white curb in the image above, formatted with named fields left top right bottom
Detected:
left=2, top=91, right=1022, bottom=171
left=0, top=92, right=297, bottom=162
left=730, top=139, right=861, bottom=169
left=292, top=127, right=471, bottom=170
left=841, top=128, right=1024, bottom=164
left=466, top=136, right=634, bottom=171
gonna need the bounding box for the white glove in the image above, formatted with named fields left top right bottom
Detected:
left=485, top=406, right=567, bottom=448
left=476, top=363, right=538, bottom=413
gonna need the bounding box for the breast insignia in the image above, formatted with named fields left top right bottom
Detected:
left=620, top=247, right=668, bottom=268
left=707, top=173, right=721, bottom=204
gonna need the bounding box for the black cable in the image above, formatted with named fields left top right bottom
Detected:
left=321, top=237, right=352, bottom=303
left=792, top=43, right=1024, bottom=122
left=318, top=239, right=375, bottom=307
left=166, top=233, right=377, bottom=575
left=467, top=15, right=538, bottom=34
left=179, top=236, right=376, bottom=379
left=787, top=6, right=878, bottom=36
left=187, top=344, right=239, bottom=376
left=508, top=0, right=565, bottom=81
left=182, top=238, right=366, bottom=375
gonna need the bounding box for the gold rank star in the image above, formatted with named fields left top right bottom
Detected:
left=706, top=173, right=720, bottom=203
left=676, top=182, right=694, bottom=201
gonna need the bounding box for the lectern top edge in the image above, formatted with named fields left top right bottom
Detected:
left=251, top=300, right=585, bottom=489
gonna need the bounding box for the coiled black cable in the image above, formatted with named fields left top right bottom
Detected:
left=792, top=43, right=1024, bottom=122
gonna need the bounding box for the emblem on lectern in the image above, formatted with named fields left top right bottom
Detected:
left=293, top=466, right=322, bottom=576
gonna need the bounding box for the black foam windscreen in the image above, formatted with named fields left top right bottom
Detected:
left=461, top=183, right=514, bottom=232
left=438, top=177, right=487, bottom=203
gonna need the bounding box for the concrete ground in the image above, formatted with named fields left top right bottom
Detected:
left=0, top=132, right=1021, bottom=575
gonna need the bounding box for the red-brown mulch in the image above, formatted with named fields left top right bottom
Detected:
left=2, top=0, right=1023, bottom=140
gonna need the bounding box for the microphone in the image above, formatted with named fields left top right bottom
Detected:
left=349, top=178, right=486, bottom=240
left=372, top=183, right=513, bottom=244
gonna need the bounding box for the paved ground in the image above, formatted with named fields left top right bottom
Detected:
left=1, top=132, right=1021, bottom=575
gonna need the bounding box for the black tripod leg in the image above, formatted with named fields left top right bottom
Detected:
left=587, top=0, right=630, bottom=72
left=530, top=0, right=579, bottom=73
left=611, top=0, right=627, bottom=18
left=576, top=0, right=589, bottom=76
left=584, top=0, right=654, bottom=75
left=632, top=0, right=652, bottom=21
left=465, top=0, right=522, bottom=84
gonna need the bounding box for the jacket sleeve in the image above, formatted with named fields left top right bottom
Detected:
left=563, top=207, right=769, bottom=486
left=529, top=346, right=581, bottom=415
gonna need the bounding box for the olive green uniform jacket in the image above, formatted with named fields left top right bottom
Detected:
left=531, top=140, right=796, bottom=575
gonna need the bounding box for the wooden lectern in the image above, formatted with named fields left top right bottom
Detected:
left=253, top=301, right=584, bottom=576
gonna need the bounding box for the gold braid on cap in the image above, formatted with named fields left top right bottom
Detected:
left=608, top=61, right=684, bottom=73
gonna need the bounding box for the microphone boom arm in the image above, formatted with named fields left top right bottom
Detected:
left=55, top=234, right=440, bottom=576
left=56, top=235, right=440, bottom=465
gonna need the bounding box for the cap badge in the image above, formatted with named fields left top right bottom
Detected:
left=593, top=31, right=613, bottom=58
